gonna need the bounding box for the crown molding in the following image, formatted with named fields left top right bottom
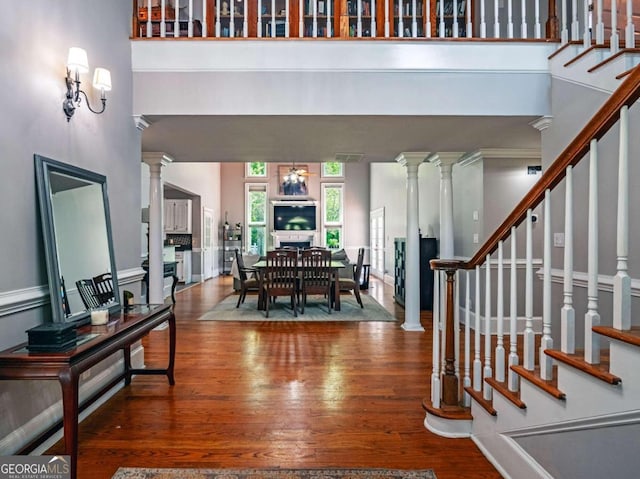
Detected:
left=133, top=115, right=151, bottom=131
left=530, top=115, right=553, bottom=131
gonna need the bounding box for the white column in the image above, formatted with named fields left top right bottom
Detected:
left=143, top=152, right=173, bottom=305
left=430, top=153, right=462, bottom=260
left=397, top=152, right=429, bottom=332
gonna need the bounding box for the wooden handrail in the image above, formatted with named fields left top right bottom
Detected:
left=458, top=64, right=640, bottom=270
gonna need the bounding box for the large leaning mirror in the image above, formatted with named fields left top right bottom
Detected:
left=35, top=154, right=120, bottom=324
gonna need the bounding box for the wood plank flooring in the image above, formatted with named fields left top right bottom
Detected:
left=47, top=275, right=501, bottom=479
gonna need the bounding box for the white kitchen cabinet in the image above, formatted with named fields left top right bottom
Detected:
left=164, top=199, right=192, bottom=233
left=175, top=250, right=192, bottom=283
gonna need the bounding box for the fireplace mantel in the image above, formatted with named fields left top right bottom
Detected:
left=271, top=231, right=320, bottom=248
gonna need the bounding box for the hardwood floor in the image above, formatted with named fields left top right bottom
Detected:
left=48, top=275, right=501, bottom=479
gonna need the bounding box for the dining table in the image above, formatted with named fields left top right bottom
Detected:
left=251, top=259, right=346, bottom=311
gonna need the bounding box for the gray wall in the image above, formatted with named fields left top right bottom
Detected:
left=453, top=159, right=484, bottom=258
left=0, top=0, right=140, bottom=453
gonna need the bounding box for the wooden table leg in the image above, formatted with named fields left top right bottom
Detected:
left=123, top=345, right=132, bottom=386
left=333, top=271, right=341, bottom=311
left=170, top=274, right=178, bottom=304
left=59, top=369, right=80, bottom=479
left=167, top=311, right=176, bottom=385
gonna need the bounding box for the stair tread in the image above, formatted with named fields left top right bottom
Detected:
left=511, top=365, right=566, bottom=400
left=484, top=377, right=526, bottom=409
left=422, top=398, right=473, bottom=420
left=464, top=386, right=497, bottom=416
left=564, top=42, right=612, bottom=67
left=588, top=48, right=640, bottom=73
left=545, top=349, right=622, bottom=385
left=593, top=325, right=640, bottom=347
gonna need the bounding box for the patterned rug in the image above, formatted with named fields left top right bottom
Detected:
left=198, top=293, right=396, bottom=322
left=111, top=468, right=437, bottom=479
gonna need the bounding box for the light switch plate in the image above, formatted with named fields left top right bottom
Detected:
left=554, top=233, right=565, bottom=247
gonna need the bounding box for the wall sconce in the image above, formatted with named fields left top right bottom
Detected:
left=63, top=47, right=112, bottom=122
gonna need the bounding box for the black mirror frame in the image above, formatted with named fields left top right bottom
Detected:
left=35, top=154, right=121, bottom=324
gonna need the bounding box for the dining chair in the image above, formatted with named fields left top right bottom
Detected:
left=76, top=279, right=101, bottom=310
left=260, top=249, right=299, bottom=317
left=300, top=247, right=332, bottom=314
left=92, top=272, right=115, bottom=305
left=335, top=247, right=365, bottom=308
left=235, top=248, right=260, bottom=308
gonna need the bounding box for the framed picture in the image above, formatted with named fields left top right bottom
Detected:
left=278, top=165, right=310, bottom=196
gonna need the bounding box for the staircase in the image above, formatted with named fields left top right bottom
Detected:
left=424, top=42, right=640, bottom=479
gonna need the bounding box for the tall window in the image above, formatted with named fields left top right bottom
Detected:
left=246, top=183, right=268, bottom=255
left=322, top=161, right=343, bottom=178
left=246, top=162, right=267, bottom=177
left=322, top=183, right=344, bottom=249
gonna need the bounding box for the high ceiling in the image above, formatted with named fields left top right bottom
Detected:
left=141, top=115, right=542, bottom=163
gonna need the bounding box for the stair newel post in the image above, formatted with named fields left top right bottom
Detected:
left=483, top=254, right=493, bottom=401
left=508, top=227, right=519, bottom=392
left=431, top=270, right=441, bottom=408
left=545, top=0, right=559, bottom=39
left=585, top=138, right=601, bottom=364
left=610, top=0, right=619, bottom=52
left=493, top=0, right=500, bottom=37
left=595, top=0, right=604, bottom=44
left=455, top=271, right=461, bottom=381
left=473, top=265, right=482, bottom=391
left=520, top=0, right=527, bottom=38
left=495, top=241, right=505, bottom=383
left=571, top=0, right=579, bottom=40
left=614, top=105, right=631, bottom=331
left=625, top=0, right=635, bottom=48
left=562, top=166, right=576, bottom=354
left=524, top=209, right=535, bottom=371
left=463, top=269, right=471, bottom=406
left=540, top=189, right=554, bottom=380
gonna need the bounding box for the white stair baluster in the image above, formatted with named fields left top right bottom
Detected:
left=626, top=0, right=635, bottom=48
left=371, top=0, right=377, bottom=37
left=426, top=0, right=432, bottom=37
left=473, top=265, right=482, bottom=391
left=201, top=0, right=206, bottom=36
left=216, top=0, right=222, bottom=37
left=412, top=0, right=418, bottom=36
left=585, top=138, right=601, bottom=364
left=560, top=0, right=568, bottom=43
left=524, top=209, right=535, bottom=370
left=431, top=270, right=441, bottom=407
left=540, top=190, right=554, bottom=380
left=313, top=0, right=318, bottom=37
left=507, top=0, right=514, bottom=38
left=439, top=0, right=446, bottom=37
left=521, top=0, right=527, bottom=38
left=466, top=0, right=472, bottom=37
left=614, top=105, right=631, bottom=330
left=562, top=166, right=576, bottom=354
left=299, top=0, right=304, bottom=36
left=174, top=0, right=179, bottom=37
left=571, top=0, right=579, bottom=40
left=508, top=228, right=520, bottom=392
left=463, top=270, right=471, bottom=406
left=494, top=0, right=500, bottom=37
left=385, top=0, right=390, bottom=37
left=595, top=0, right=604, bottom=44
left=160, top=0, right=166, bottom=37
left=584, top=0, right=591, bottom=48
left=610, top=0, right=619, bottom=52
left=480, top=0, right=487, bottom=37
left=188, top=0, right=194, bottom=37
left=399, top=0, right=405, bottom=37
left=243, top=0, right=248, bottom=36
left=534, top=0, right=541, bottom=38
left=230, top=0, right=235, bottom=37
left=453, top=0, right=458, bottom=37
left=357, top=0, right=362, bottom=36
left=271, top=0, right=275, bottom=37
left=285, top=0, right=290, bottom=37
left=258, top=0, right=262, bottom=37
left=483, top=255, right=493, bottom=401
left=495, top=241, right=505, bottom=383
left=328, top=0, right=333, bottom=37
left=146, top=0, right=152, bottom=38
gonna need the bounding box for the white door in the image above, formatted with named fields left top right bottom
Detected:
left=369, top=208, right=385, bottom=278
left=203, top=208, right=214, bottom=280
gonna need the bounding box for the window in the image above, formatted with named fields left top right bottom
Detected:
left=322, top=183, right=343, bottom=249
left=246, top=162, right=267, bottom=177
left=246, top=183, right=268, bottom=255
left=322, top=161, right=343, bottom=178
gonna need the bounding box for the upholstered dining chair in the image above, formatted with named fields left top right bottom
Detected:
left=92, top=272, right=115, bottom=306
left=76, top=279, right=101, bottom=310
left=260, top=249, right=299, bottom=317
left=335, top=247, right=365, bottom=308
left=300, top=247, right=332, bottom=314
left=235, top=248, right=260, bottom=308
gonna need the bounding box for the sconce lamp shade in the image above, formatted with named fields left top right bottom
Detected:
left=67, top=47, right=89, bottom=74
left=92, top=68, right=112, bottom=92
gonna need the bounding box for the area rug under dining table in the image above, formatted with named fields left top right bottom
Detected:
left=111, top=467, right=437, bottom=478
left=198, top=293, right=396, bottom=322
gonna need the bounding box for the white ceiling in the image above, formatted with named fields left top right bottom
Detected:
left=141, top=115, right=542, bottom=163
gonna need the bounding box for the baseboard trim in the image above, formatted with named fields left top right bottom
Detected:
left=0, top=344, right=145, bottom=455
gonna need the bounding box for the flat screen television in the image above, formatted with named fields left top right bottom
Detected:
left=274, top=205, right=316, bottom=231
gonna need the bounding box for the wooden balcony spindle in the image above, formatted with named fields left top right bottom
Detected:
left=520, top=0, right=527, bottom=38
left=258, top=0, right=263, bottom=36
left=495, top=241, right=505, bottom=383
left=431, top=271, right=441, bottom=408
left=545, top=0, right=559, bottom=39
left=426, top=0, right=432, bottom=37
left=216, top=0, right=222, bottom=36
left=585, top=138, right=601, bottom=364
left=473, top=265, right=482, bottom=391
left=523, top=209, right=535, bottom=370
left=243, top=0, right=248, bottom=37
left=173, top=0, right=179, bottom=37
left=385, top=0, right=390, bottom=37
left=453, top=0, right=459, bottom=37
left=626, top=0, right=635, bottom=48
left=583, top=0, right=590, bottom=48
left=399, top=0, right=405, bottom=36
left=442, top=267, right=459, bottom=407
left=571, top=0, right=579, bottom=40
left=508, top=227, right=519, bottom=392
left=160, top=0, right=167, bottom=37
left=610, top=0, right=619, bottom=52
left=614, top=105, right=631, bottom=330
left=535, top=0, right=542, bottom=38
left=466, top=0, right=472, bottom=37
left=230, top=0, right=236, bottom=37
left=463, top=270, right=471, bottom=407
left=494, top=0, right=500, bottom=38
left=483, top=255, right=493, bottom=401
left=146, top=0, right=152, bottom=38
left=595, top=0, right=604, bottom=44
left=480, top=0, right=487, bottom=37
left=562, top=166, right=576, bottom=354
left=507, top=0, right=514, bottom=38
left=412, top=0, right=418, bottom=37
left=540, top=189, right=553, bottom=380
left=328, top=0, right=334, bottom=37
left=560, top=0, right=568, bottom=42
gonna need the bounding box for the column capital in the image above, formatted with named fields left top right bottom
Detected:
left=143, top=152, right=174, bottom=168
left=395, top=152, right=430, bottom=167
left=428, top=152, right=465, bottom=168
left=530, top=115, right=553, bottom=131
left=133, top=115, right=152, bottom=131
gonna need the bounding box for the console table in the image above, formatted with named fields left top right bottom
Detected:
left=0, top=304, right=176, bottom=479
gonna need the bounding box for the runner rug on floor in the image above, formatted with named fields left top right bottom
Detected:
left=111, top=468, right=437, bottom=479
left=198, top=293, right=396, bottom=322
